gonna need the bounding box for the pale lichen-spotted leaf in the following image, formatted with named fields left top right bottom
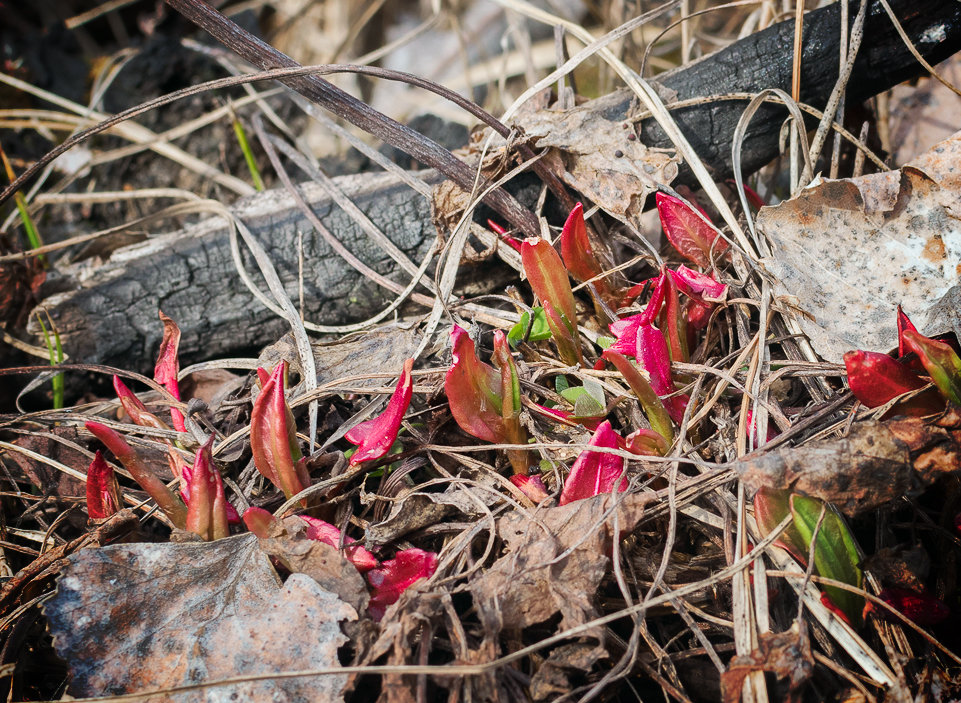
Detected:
left=44, top=534, right=355, bottom=703
left=758, top=132, right=961, bottom=362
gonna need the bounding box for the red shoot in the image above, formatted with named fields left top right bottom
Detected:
left=509, top=473, right=550, bottom=504
left=636, top=322, right=688, bottom=423
left=559, top=420, right=628, bottom=506
left=871, top=587, right=950, bottom=627
left=623, top=428, right=669, bottom=457
left=250, top=361, right=307, bottom=500
left=843, top=350, right=927, bottom=408
left=112, top=376, right=169, bottom=431
left=656, top=192, right=728, bottom=268
left=560, top=203, right=613, bottom=304
left=85, top=421, right=187, bottom=527
left=896, top=305, right=919, bottom=358
left=901, top=330, right=961, bottom=405
left=445, top=326, right=507, bottom=444
left=154, top=310, right=186, bottom=432
left=492, top=330, right=529, bottom=474
left=184, top=436, right=230, bottom=541
left=521, top=237, right=583, bottom=365
left=300, top=516, right=378, bottom=572
left=367, top=548, right=438, bottom=621
left=345, top=358, right=414, bottom=466
left=85, top=451, right=123, bottom=520
left=242, top=506, right=279, bottom=538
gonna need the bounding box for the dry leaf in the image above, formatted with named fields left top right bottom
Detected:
left=470, top=492, right=652, bottom=630
left=45, top=534, right=355, bottom=702
left=517, top=108, right=679, bottom=220
left=888, top=56, right=961, bottom=166
left=738, top=407, right=961, bottom=516
left=720, top=625, right=813, bottom=703
left=759, top=132, right=961, bottom=362
left=366, top=486, right=485, bottom=545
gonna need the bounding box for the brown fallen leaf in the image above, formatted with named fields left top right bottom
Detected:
left=758, top=132, right=961, bottom=362
left=517, top=107, right=679, bottom=221
left=738, top=407, right=961, bottom=516
left=470, top=492, right=653, bottom=631
left=45, top=533, right=355, bottom=702
left=720, top=624, right=813, bottom=703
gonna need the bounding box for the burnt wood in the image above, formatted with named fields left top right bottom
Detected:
left=27, top=0, right=961, bottom=375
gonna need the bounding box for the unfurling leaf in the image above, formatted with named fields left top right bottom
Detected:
left=507, top=307, right=552, bottom=346
left=521, top=237, right=583, bottom=365
left=112, top=376, right=169, bottom=430
left=636, top=322, right=688, bottom=423
left=250, top=362, right=307, bottom=501
left=510, top=473, right=550, bottom=504
left=900, top=330, right=961, bottom=405
left=446, top=326, right=506, bottom=444
left=86, top=451, right=123, bottom=520
left=656, top=192, right=728, bottom=268
left=560, top=203, right=614, bottom=305
left=492, top=330, right=530, bottom=474
left=345, top=358, right=414, bottom=466
left=155, top=310, right=186, bottom=432
left=752, top=487, right=809, bottom=565
left=843, top=350, right=927, bottom=408
left=367, top=548, right=438, bottom=621
left=790, top=494, right=864, bottom=627
left=896, top=305, right=918, bottom=359
left=85, top=421, right=187, bottom=527
left=559, top=420, right=627, bottom=506
left=184, top=436, right=230, bottom=541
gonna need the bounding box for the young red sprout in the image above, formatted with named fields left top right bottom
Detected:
left=155, top=310, right=186, bottom=432
left=85, top=421, right=187, bottom=527
left=184, top=436, right=230, bottom=541
left=521, top=237, right=584, bottom=366
left=623, top=428, right=669, bottom=457
left=896, top=305, right=919, bottom=359
left=113, top=376, right=169, bottom=431
left=559, top=420, right=628, bottom=506
left=636, top=322, right=689, bottom=424
left=367, top=548, right=438, bottom=621
left=659, top=266, right=689, bottom=363
left=867, top=587, right=950, bottom=628
left=487, top=219, right=523, bottom=253
left=445, top=326, right=529, bottom=473
left=509, top=473, right=550, bottom=504
left=560, top=203, right=614, bottom=306
left=345, top=358, right=414, bottom=466
left=655, top=191, right=728, bottom=268
left=251, top=361, right=310, bottom=501
left=843, top=350, right=927, bottom=408
left=243, top=507, right=379, bottom=574
left=85, top=451, right=123, bottom=520
left=901, top=330, right=961, bottom=405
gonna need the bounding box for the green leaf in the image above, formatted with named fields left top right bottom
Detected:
left=790, top=494, right=864, bottom=626
left=508, top=307, right=552, bottom=347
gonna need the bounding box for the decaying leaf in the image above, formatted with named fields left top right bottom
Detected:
left=45, top=534, right=355, bottom=702
left=470, top=492, right=652, bottom=631
left=738, top=408, right=961, bottom=516
left=366, top=486, right=486, bottom=545
left=516, top=107, right=679, bottom=220
left=758, top=132, right=961, bottom=362
left=720, top=625, right=813, bottom=703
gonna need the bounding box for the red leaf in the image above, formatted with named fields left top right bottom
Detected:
left=345, top=358, right=414, bottom=465
left=367, top=548, right=438, bottom=621
left=560, top=203, right=612, bottom=304
left=608, top=312, right=645, bottom=358
left=300, top=516, right=379, bottom=572
left=85, top=421, right=187, bottom=527
left=874, top=587, right=949, bottom=627
left=636, top=322, right=688, bottom=423
left=559, top=420, right=627, bottom=506
left=603, top=350, right=673, bottom=444
left=670, top=265, right=727, bottom=302
left=154, top=310, right=186, bottom=432
left=492, top=330, right=529, bottom=474
left=656, top=192, right=728, bottom=267
left=521, top=237, right=583, bottom=365
left=113, top=376, right=169, bottom=431
left=85, top=451, right=122, bottom=520
left=843, top=350, right=926, bottom=408
left=250, top=362, right=305, bottom=500
left=623, top=428, right=668, bottom=457
left=445, top=326, right=506, bottom=444
left=509, top=473, right=550, bottom=504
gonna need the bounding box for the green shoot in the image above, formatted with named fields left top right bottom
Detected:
left=0, top=143, right=47, bottom=267
left=36, top=311, right=64, bottom=409
left=230, top=109, right=264, bottom=191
